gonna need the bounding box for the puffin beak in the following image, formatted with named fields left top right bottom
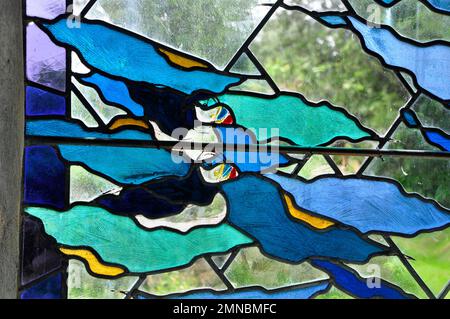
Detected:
left=220, top=114, right=234, bottom=125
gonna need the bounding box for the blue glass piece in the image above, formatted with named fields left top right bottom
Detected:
left=26, top=86, right=66, bottom=116
left=58, top=145, right=190, bottom=184
left=24, top=146, right=67, bottom=210
left=26, top=119, right=153, bottom=140
left=138, top=282, right=329, bottom=299
left=312, top=260, right=410, bottom=299
left=348, top=17, right=450, bottom=101
left=43, top=19, right=241, bottom=94
left=20, top=273, right=63, bottom=299
left=213, top=127, right=290, bottom=173
left=79, top=73, right=144, bottom=117
left=319, top=16, right=348, bottom=26
left=428, top=0, right=450, bottom=12
left=402, top=110, right=419, bottom=127
left=426, top=131, right=450, bottom=151
left=221, top=175, right=385, bottom=263
left=268, top=174, right=450, bottom=235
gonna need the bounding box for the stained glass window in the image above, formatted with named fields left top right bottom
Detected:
left=20, top=0, right=449, bottom=300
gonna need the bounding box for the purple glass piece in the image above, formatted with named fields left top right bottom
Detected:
left=26, top=86, right=66, bottom=116
left=21, top=217, right=63, bottom=286
left=26, top=0, right=66, bottom=20
left=26, top=23, right=66, bottom=92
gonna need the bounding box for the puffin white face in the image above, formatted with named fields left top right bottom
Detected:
left=195, top=105, right=233, bottom=124
left=200, top=164, right=239, bottom=184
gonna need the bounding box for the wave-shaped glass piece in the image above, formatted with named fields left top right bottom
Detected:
left=25, top=205, right=253, bottom=273
left=269, top=174, right=450, bottom=235
left=202, top=93, right=375, bottom=146
left=57, top=145, right=190, bottom=185
left=43, top=18, right=241, bottom=94
left=221, top=175, right=385, bottom=263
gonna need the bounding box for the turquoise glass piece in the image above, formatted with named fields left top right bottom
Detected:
left=203, top=93, right=374, bottom=146
left=25, top=205, right=253, bottom=273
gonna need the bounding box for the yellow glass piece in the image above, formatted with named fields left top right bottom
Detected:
left=59, top=247, right=126, bottom=277
left=108, top=118, right=150, bottom=130
left=284, top=194, right=335, bottom=230
left=159, top=48, right=208, bottom=69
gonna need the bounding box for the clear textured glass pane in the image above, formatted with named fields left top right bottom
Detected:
left=298, top=155, right=334, bottom=179
left=71, top=93, right=99, bottom=128
left=366, top=124, right=449, bottom=208
left=85, top=0, right=274, bottom=68
left=67, top=260, right=139, bottom=299
left=70, top=166, right=122, bottom=204
left=285, top=0, right=346, bottom=11
left=393, top=229, right=450, bottom=297
left=412, top=95, right=450, bottom=133
left=365, top=124, right=450, bottom=297
left=224, top=247, right=329, bottom=289
left=230, top=53, right=261, bottom=75
left=139, top=259, right=227, bottom=296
